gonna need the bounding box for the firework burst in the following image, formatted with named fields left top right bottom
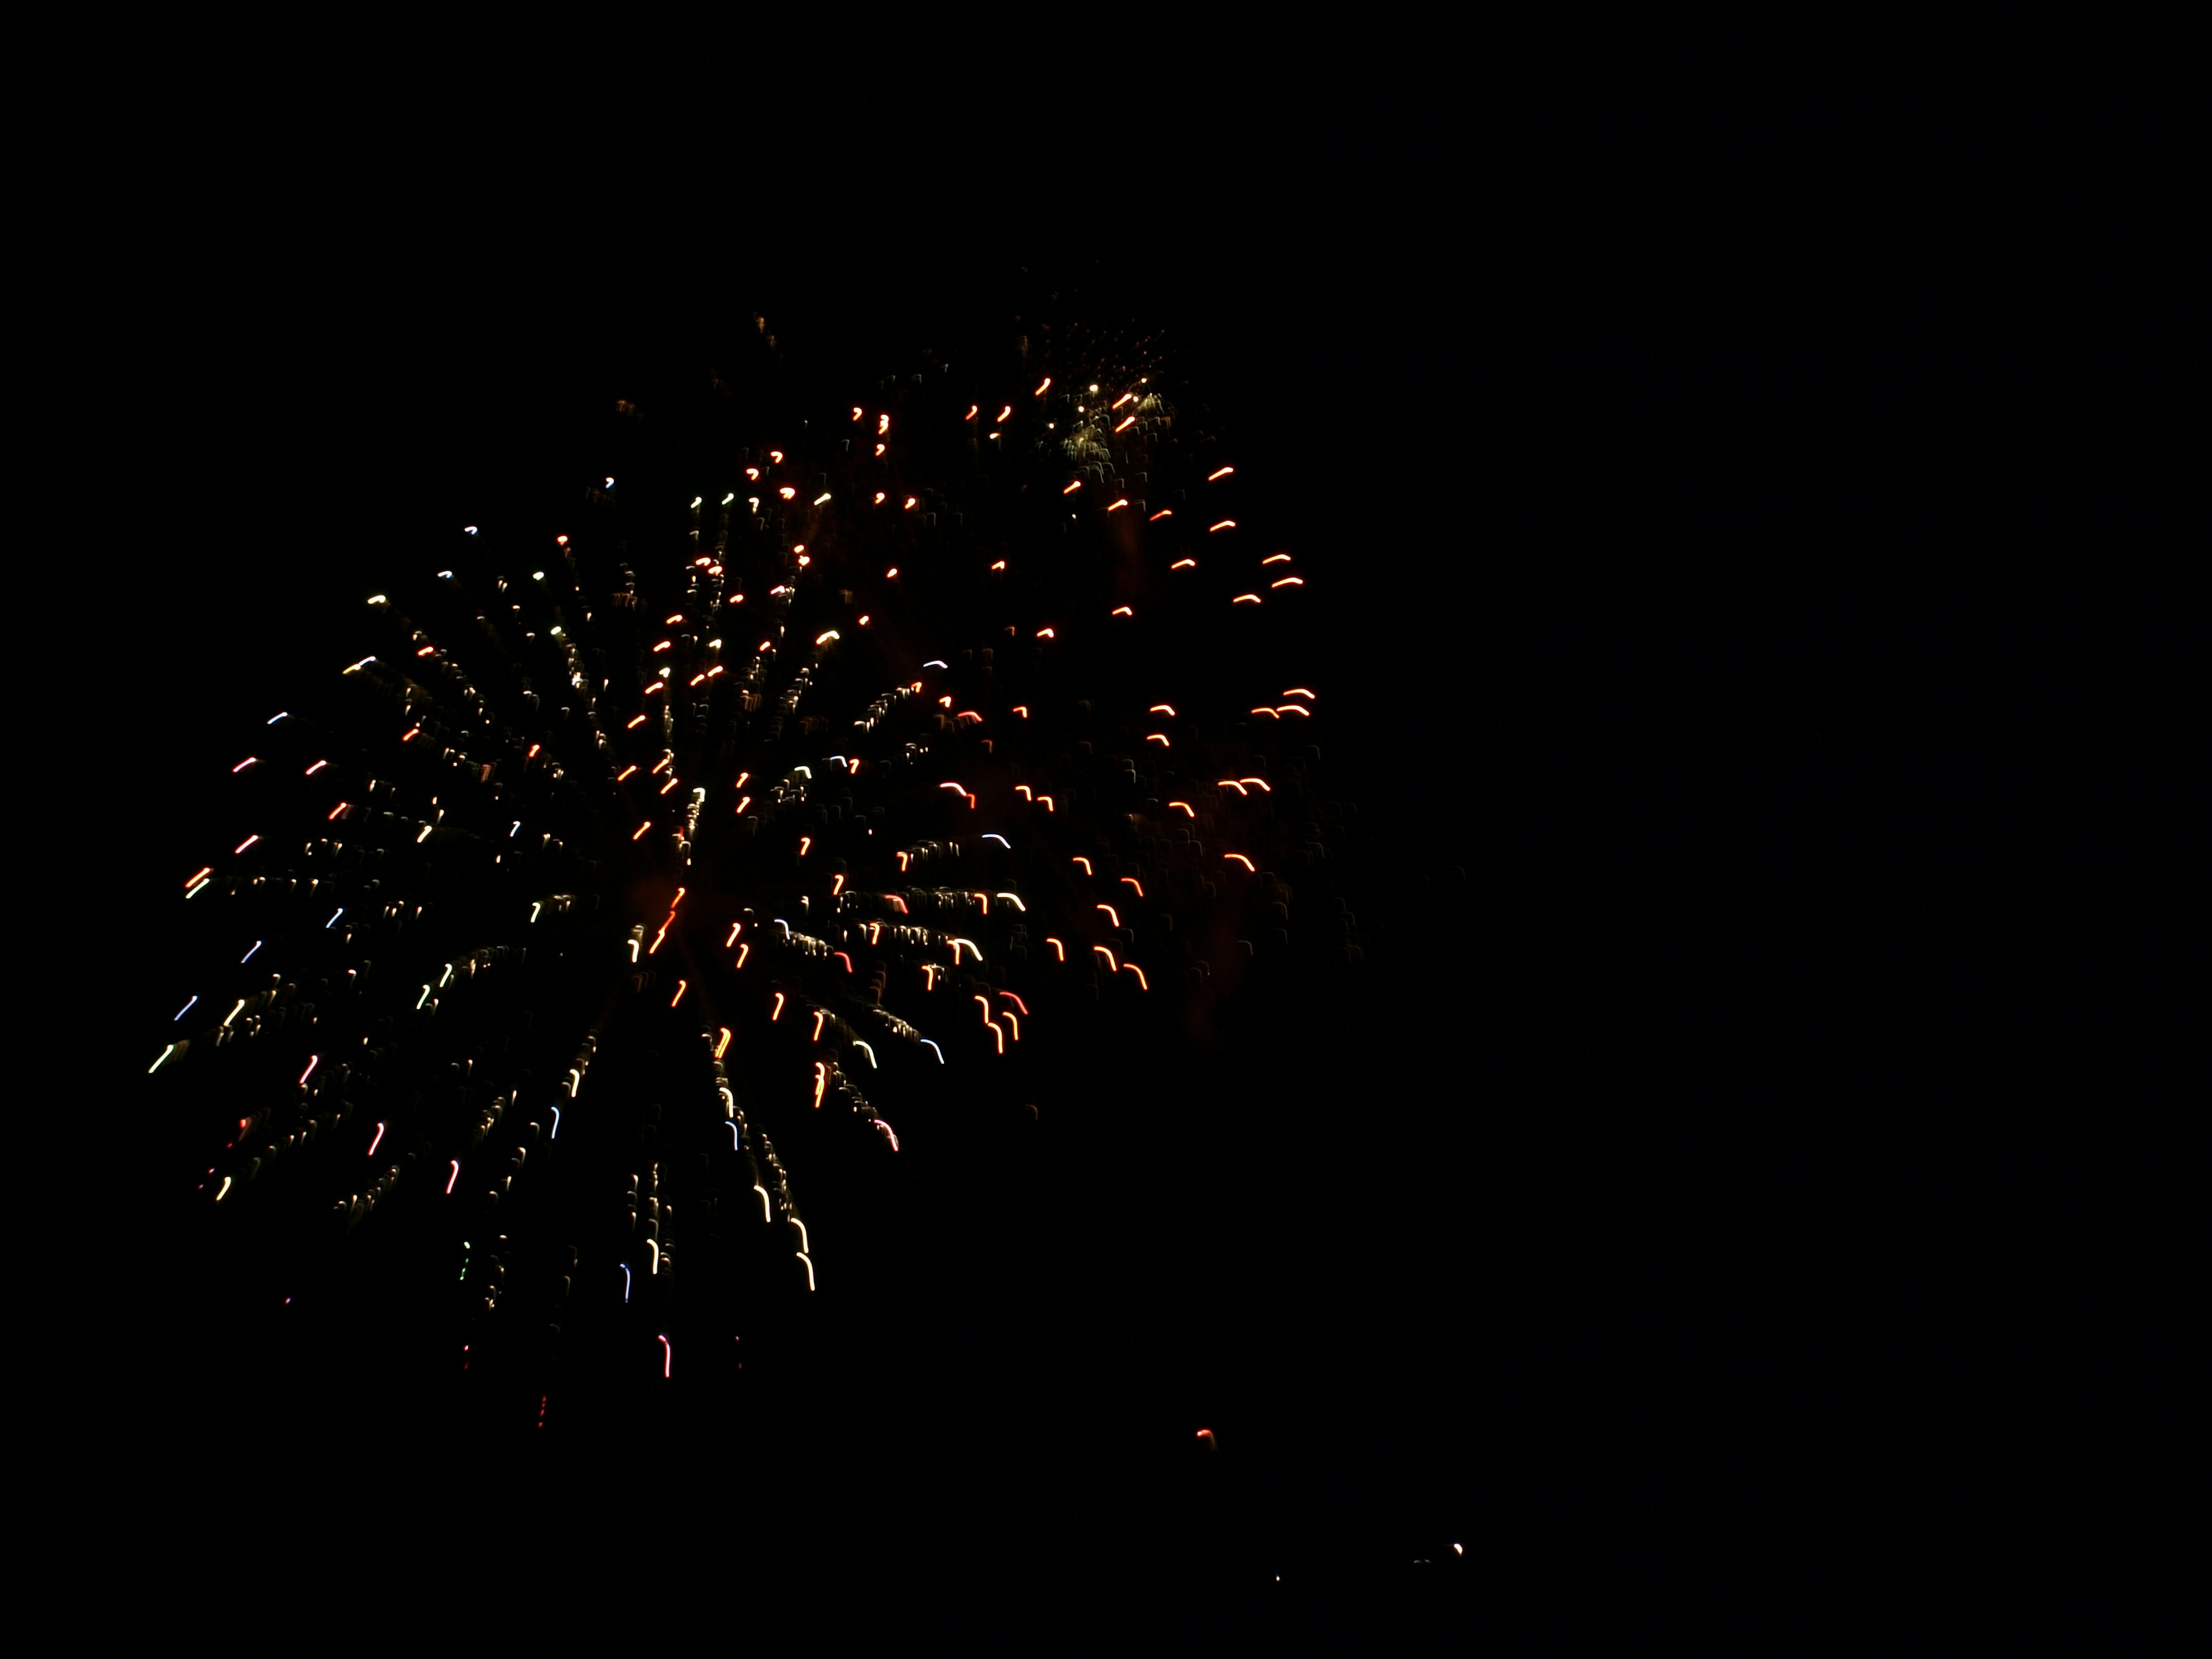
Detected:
left=145, top=316, right=1369, bottom=1419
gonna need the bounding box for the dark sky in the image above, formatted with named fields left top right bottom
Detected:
left=69, top=63, right=2186, bottom=1638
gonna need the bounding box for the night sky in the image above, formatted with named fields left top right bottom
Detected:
left=67, top=68, right=2184, bottom=1642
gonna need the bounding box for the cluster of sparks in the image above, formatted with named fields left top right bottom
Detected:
left=149, top=328, right=1369, bottom=1408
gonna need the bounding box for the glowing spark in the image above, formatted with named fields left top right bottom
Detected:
left=797, top=1253, right=816, bottom=1291
left=671, top=980, right=687, bottom=1008
left=367, top=1122, right=385, bottom=1156
left=633, top=822, right=652, bottom=840
left=1210, top=520, right=1237, bottom=532
left=1168, top=801, right=1194, bottom=817
left=1063, top=481, right=1082, bottom=495
left=1047, top=938, right=1065, bottom=961
left=1093, top=945, right=1118, bottom=972
left=300, top=1055, right=320, bottom=1085
left=1112, top=606, right=1134, bottom=617
left=1233, top=594, right=1262, bottom=605
left=1271, top=577, right=1305, bottom=588
left=660, top=1335, right=672, bottom=1377
left=920, top=1040, right=944, bottom=1064
left=1225, top=854, right=1256, bottom=870
left=1097, top=904, right=1120, bottom=927
left=1033, top=379, right=1050, bottom=396
left=813, top=1062, right=828, bottom=1108
left=446, top=1161, right=460, bottom=1195
left=148, top=1045, right=175, bottom=1075
left=1152, top=510, right=1173, bottom=521
left=233, top=835, right=259, bottom=855
left=173, top=996, right=196, bottom=1021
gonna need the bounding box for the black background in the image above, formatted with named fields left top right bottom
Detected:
left=65, top=44, right=2188, bottom=1643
